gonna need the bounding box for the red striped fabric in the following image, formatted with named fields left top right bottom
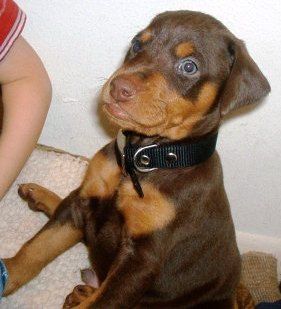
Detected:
left=0, top=0, right=26, bottom=61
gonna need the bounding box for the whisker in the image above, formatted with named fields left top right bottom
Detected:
left=96, top=76, right=109, bottom=82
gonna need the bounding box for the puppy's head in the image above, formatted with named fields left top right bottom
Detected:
left=101, top=11, right=270, bottom=139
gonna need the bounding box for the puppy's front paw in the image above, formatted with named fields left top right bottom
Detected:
left=18, top=183, right=49, bottom=213
left=63, top=285, right=96, bottom=308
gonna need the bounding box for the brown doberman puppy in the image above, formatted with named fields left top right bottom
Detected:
left=2, top=10, right=270, bottom=308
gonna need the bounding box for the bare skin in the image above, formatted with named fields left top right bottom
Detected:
left=0, top=36, right=52, bottom=199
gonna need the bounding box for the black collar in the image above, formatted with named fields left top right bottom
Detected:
left=116, top=130, right=218, bottom=198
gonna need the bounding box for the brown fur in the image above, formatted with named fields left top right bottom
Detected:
left=3, top=10, right=270, bottom=308
left=64, top=285, right=96, bottom=308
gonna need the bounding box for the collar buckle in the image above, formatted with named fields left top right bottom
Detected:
left=133, top=144, right=158, bottom=173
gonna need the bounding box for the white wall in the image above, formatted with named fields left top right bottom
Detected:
left=17, top=0, right=281, bottom=239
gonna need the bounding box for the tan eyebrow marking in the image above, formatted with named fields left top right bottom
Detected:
left=175, top=42, right=194, bottom=58
left=140, top=30, right=152, bottom=43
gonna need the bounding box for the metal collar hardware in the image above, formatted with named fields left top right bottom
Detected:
left=133, top=144, right=158, bottom=173
left=115, top=129, right=218, bottom=197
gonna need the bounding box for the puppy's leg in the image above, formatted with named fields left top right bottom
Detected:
left=63, top=235, right=160, bottom=308
left=18, top=183, right=62, bottom=217
left=3, top=190, right=84, bottom=295
left=4, top=141, right=120, bottom=296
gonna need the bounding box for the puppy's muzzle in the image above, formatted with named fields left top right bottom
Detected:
left=110, top=75, right=137, bottom=102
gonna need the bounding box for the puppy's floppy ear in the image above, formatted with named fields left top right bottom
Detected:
left=220, top=39, right=270, bottom=116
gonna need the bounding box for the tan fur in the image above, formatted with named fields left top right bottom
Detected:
left=235, top=283, right=255, bottom=309
left=4, top=223, right=82, bottom=295
left=117, top=181, right=176, bottom=237
left=175, top=42, right=194, bottom=58
left=18, top=183, right=62, bottom=217
left=140, top=30, right=152, bottom=43
left=80, top=151, right=121, bottom=199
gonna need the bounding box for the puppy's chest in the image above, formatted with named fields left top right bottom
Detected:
left=83, top=177, right=176, bottom=246
left=80, top=146, right=176, bottom=239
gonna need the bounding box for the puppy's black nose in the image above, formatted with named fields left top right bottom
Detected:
left=110, top=76, right=136, bottom=102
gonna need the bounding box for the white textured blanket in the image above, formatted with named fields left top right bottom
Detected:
left=0, top=148, right=90, bottom=309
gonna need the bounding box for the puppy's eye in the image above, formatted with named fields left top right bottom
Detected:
left=178, top=58, right=198, bottom=76
left=131, top=40, right=142, bottom=54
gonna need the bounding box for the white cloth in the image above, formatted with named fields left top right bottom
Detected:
left=0, top=148, right=90, bottom=308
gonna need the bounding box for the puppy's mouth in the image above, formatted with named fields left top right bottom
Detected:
left=100, top=74, right=168, bottom=134
left=102, top=97, right=167, bottom=133
left=103, top=100, right=131, bottom=121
